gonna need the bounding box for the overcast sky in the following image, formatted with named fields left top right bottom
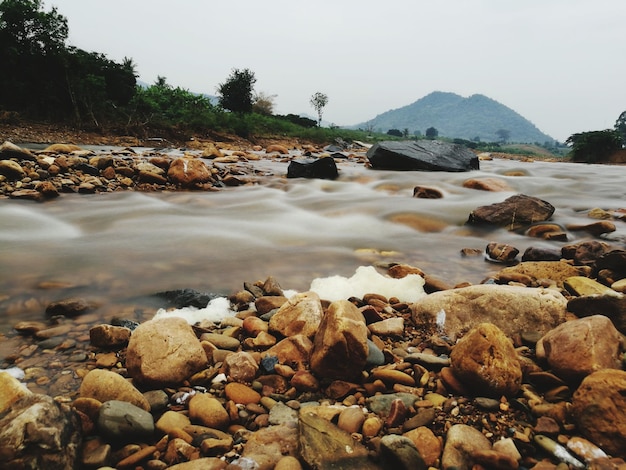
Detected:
left=50, top=0, right=625, bottom=141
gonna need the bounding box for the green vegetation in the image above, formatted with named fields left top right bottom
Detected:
left=566, top=129, right=623, bottom=163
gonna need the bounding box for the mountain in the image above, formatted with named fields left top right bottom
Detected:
left=354, top=91, right=554, bottom=143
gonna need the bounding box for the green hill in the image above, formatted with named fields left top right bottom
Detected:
left=354, top=91, right=555, bottom=144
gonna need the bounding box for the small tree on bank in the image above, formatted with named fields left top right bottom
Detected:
left=566, top=129, right=623, bottom=163
left=217, top=68, right=256, bottom=113
left=310, top=92, right=328, bottom=126
left=425, top=127, right=439, bottom=139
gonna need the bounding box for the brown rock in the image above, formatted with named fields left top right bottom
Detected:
left=224, top=351, right=259, bottom=383
left=441, top=424, right=491, bottom=470
left=467, top=194, right=555, bottom=230
left=572, top=369, right=626, bottom=458
left=566, top=220, right=616, bottom=237
left=89, top=324, right=131, bottom=348
left=403, top=426, right=441, bottom=467
left=337, top=407, right=366, bottom=434
left=224, top=382, right=261, bottom=405
left=310, top=300, right=369, bottom=380
left=239, top=423, right=299, bottom=469
left=567, top=294, right=626, bottom=334
left=0, top=371, right=32, bottom=414
left=450, top=323, right=522, bottom=397
left=269, top=291, right=323, bottom=338
left=126, top=317, right=208, bottom=387
left=463, top=177, right=511, bottom=191
left=45, top=297, right=99, bottom=317
left=485, top=241, right=519, bottom=263
left=265, top=335, right=314, bottom=370
left=413, top=186, right=443, bottom=199
left=536, top=315, right=624, bottom=382
left=43, top=143, right=82, bottom=153
left=167, top=158, right=213, bottom=187
left=561, top=240, right=612, bottom=266
left=255, top=296, right=287, bottom=315
left=188, top=394, right=230, bottom=430
left=79, top=369, right=150, bottom=411
left=525, top=223, right=568, bottom=240
left=412, top=284, right=567, bottom=340
left=493, top=260, right=589, bottom=289
left=266, top=144, right=289, bottom=154
left=368, top=317, right=404, bottom=336
left=0, top=159, right=25, bottom=180
left=290, top=370, right=319, bottom=392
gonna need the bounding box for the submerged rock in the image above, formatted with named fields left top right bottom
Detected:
left=366, top=140, right=479, bottom=172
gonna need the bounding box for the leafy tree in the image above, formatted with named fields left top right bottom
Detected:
left=615, top=111, right=626, bottom=146
left=566, top=129, right=623, bottom=163
left=425, top=127, right=439, bottom=139
left=217, top=68, right=256, bottom=113
left=496, top=128, right=511, bottom=143
left=387, top=129, right=403, bottom=137
left=310, top=92, right=328, bottom=126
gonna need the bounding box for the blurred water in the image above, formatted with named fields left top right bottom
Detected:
left=1, top=157, right=625, bottom=330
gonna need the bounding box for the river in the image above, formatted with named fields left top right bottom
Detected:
left=1, top=151, right=624, bottom=332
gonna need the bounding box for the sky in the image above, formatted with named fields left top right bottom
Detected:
left=49, top=0, right=625, bottom=142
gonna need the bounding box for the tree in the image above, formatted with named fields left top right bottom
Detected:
left=310, top=92, right=328, bottom=126
left=252, top=91, right=276, bottom=115
left=425, top=127, right=439, bottom=139
left=217, top=68, right=256, bottom=113
left=615, top=111, right=626, bottom=146
left=496, top=129, right=511, bottom=143
left=387, top=129, right=403, bottom=137
left=566, top=129, right=623, bottom=163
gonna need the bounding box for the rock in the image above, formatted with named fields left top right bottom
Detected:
left=441, top=424, right=491, bottom=470
left=525, top=223, right=568, bottom=241
left=367, top=317, right=404, bottom=336
left=255, top=295, right=288, bottom=315
left=566, top=220, right=616, bottom=237
left=153, top=288, right=220, bottom=309
left=167, top=158, right=213, bottom=187
left=467, top=194, right=555, bottom=230
left=413, top=186, right=443, bottom=198
left=299, top=410, right=379, bottom=469
left=310, top=300, right=369, bottom=380
left=521, top=247, right=562, bottom=262
left=287, top=157, right=338, bottom=179
left=485, top=241, right=519, bottom=263
left=45, top=297, right=99, bottom=317
left=201, top=332, right=241, bottom=351
left=563, top=276, right=618, bottom=297
left=275, top=456, right=303, bottom=470
left=0, top=159, right=25, bottom=179
left=126, top=317, right=208, bottom=387
left=224, top=351, right=259, bottom=383
left=155, top=410, right=191, bottom=434
left=265, top=335, right=314, bottom=370
left=567, top=294, right=626, bottom=334
left=403, top=426, right=442, bottom=467
left=43, top=143, right=82, bottom=153
left=0, top=393, right=81, bottom=469
left=224, top=382, right=261, bottom=405
left=290, top=370, right=319, bottom=392
left=492, top=261, right=590, bottom=288
left=561, top=240, right=612, bottom=266
left=379, top=434, right=426, bottom=470
left=238, top=423, right=299, bottom=469
left=79, top=369, right=150, bottom=411
left=450, top=323, right=522, bottom=397
left=188, top=394, right=230, bottom=430
left=572, top=369, right=626, bottom=458
left=97, top=400, right=154, bottom=442
left=536, top=315, right=624, bottom=381
left=595, top=249, right=626, bottom=278
left=0, top=371, right=32, bottom=414
left=269, top=291, right=323, bottom=338
left=366, top=339, right=385, bottom=366
left=337, top=407, right=367, bottom=434
left=366, top=393, right=420, bottom=415
left=411, top=284, right=567, bottom=340
left=168, top=458, right=226, bottom=470
left=463, top=177, right=511, bottom=191
left=366, top=140, right=479, bottom=172
left=266, top=144, right=289, bottom=154
left=89, top=324, right=131, bottom=348
left=0, top=140, right=35, bottom=160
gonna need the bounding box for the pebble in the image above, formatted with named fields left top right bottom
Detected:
left=224, top=382, right=261, bottom=405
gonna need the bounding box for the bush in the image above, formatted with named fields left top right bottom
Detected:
left=566, top=130, right=623, bottom=163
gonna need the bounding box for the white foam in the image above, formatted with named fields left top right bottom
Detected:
left=153, top=296, right=236, bottom=324
left=309, top=265, right=426, bottom=303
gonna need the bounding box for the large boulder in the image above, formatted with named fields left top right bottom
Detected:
left=536, top=315, right=624, bottom=382
left=572, top=369, right=626, bottom=458
left=450, top=323, right=522, bottom=397
left=411, top=284, right=567, bottom=340
left=467, top=194, right=555, bottom=230
left=126, top=317, right=208, bottom=387
left=310, top=300, right=369, bottom=381
left=366, top=140, right=479, bottom=172
left=167, top=157, right=213, bottom=188
left=269, top=291, right=324, bottom=338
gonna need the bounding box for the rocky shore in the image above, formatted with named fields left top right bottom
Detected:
left=1, top=130, right=626, bottom=469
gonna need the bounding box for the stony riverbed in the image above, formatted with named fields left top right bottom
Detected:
left=1, top=132, right=626, bottom=469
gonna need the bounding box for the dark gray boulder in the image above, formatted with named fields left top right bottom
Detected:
left=287, top=157, right=339, bottom=179
left=366, top=140, right=479, bottom=172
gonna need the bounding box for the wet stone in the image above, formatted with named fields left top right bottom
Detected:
left=97, top=400, right=155, bottom=443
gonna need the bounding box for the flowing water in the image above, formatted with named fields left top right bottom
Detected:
left=1, top=152, right=625, bottom=332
